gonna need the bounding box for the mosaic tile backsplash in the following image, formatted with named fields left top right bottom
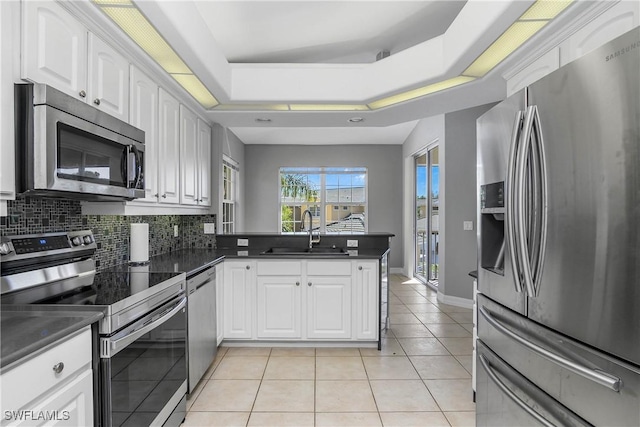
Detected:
left=0, top=198, right=216, bottom=271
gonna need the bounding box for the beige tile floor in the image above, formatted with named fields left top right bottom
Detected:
left=184, top=274, right=475, bottom=426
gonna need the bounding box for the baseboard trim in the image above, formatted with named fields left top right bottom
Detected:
left=437, top=292, right=474, bottom=309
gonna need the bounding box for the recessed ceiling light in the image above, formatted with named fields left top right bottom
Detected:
left=255, top=118, right=272, bottom=122
left=348, top=117, right=364, bottom=123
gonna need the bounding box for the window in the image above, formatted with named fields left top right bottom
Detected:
left=279, top=167, right=367, bottom=234
left=222, top=156, right=238, bottom=234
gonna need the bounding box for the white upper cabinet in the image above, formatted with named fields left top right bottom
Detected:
left=88, top=33, right=129, bottom=121
left=560, top=1, right=639, bottom=66
left=129, top=65, right=159, bottom=203
left=197, top=118, right=212, bottom=207
left=22, top=1, right=87, bottom=101
left=158, top=88, right=181, bottom=204
left=180, top=105, right=199, bottom=206
left=22, top=1, right=130, bottom=121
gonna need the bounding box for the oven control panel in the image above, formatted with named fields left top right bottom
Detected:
left=0, top=230, right=96, bottom=260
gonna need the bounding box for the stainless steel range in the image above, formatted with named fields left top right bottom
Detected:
left=0, top=231, right=187, bottom=427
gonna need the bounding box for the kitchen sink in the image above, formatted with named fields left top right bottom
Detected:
left=260, top=246, right=349, bottom=256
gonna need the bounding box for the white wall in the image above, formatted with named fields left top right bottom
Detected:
left=243, top=144, right=403, bottom=269
left=213, top=126, right=246, bottom=232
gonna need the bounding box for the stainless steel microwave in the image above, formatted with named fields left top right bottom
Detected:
left=15, top=83, right=145, bottom=200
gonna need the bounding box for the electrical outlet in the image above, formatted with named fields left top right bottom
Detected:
left=347, top=239, right=359, bottom=248
left=237, top=238, right=249, bottom=247
left=204, top=223, right=216, bottom=234
left=174, top=225, right=179, bottom=237
left=463, top=221, right=474, bottom=231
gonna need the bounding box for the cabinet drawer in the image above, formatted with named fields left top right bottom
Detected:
left=256, top=261, right=301, bottom=276
left=1, top=327, right=92, bottom=413
left=307, top=261, right=351, bottom=276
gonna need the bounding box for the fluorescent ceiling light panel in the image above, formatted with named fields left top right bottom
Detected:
left=171, top=74, right=219, bottom=109
left=214, top=104, right=290, bottom=111
left=289, top=104, right=370, bottom=111
left=520, top=0, right=572, bottom=21
left=94, top=1, right=218, bottom=108
left=368, top=76, right=476, bottom=110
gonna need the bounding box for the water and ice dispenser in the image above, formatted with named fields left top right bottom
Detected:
left=480, top=182, right=505, bottom=275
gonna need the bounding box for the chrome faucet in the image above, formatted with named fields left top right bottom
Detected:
left=302, top=209, right=321, bottom=249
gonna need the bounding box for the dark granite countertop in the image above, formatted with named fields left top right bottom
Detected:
left=140, top=248, right=224, bottom=277
left=217, top=247, right=389, bottom=260
left=1, top=308, right=103, bottom=370
left=469, top=270, right=478, bottom=278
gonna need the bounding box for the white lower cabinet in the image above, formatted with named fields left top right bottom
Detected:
left=223, top=260, right=255, bottom=339
left=224, top=259, right=378, bottom=342
left=306, top=275, right=352, bottom=339
left=354, top=261, right=379, bottom=340
left=215, top=263, right=224, bottom=346
left=1, top=327, right=94, bottom=427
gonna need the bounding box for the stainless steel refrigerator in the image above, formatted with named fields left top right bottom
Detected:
left=476, top=27, right=639, bottom=426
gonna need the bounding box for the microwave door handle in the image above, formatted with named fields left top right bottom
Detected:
left=101, top=296, right=186, bottom=358
left=120, top=145, right=129, bottom=187
left=129, top=144, right=142, bottom=189
left=507, top=110, right=524, bottom=293
left=478, top=354, right=556, bottom=427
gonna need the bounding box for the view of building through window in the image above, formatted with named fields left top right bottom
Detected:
left=280, top=167, right=367, bottom=234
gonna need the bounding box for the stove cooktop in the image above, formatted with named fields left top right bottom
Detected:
left=37, top=271, right=184, bottom=307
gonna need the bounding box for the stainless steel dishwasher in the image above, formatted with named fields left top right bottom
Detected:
left=187, top=265, right=217, bottom=394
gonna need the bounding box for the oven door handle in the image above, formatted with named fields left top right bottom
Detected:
left=101, top=296, right=186, bottom=358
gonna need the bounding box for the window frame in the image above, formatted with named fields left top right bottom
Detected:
left=279, top=167, right=368, bottom=234
left=222, top=156, right=238, bottom=234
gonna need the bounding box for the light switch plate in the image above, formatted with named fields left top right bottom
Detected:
left=173, top=225, right=179, bottom=237
left=347, top=239, right=359, bottom=248
left=237, top=238, right=249, bottom=247
left=203, top=223, right=215, bottom=234
left=463, top=221, right=474, bottom=231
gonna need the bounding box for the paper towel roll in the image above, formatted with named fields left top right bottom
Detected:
left=130, top=223, right=149, bottom=264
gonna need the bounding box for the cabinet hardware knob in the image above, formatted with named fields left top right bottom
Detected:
left=94, top=98, right=101, bottom=105
left=79, top=90, right=86, bottom=98
left=162, top=194, right=167, bottom=198
left=246, top=265, right=251, bottom=270
left=308, top=282, right=312, bottom=287
left=154, top=193, right=159, bottom=198
left=52, top=362, right=65, bottom=374
left=296, top=281, right=300, bottom=286
left=358, top=266, right=363, bottom=270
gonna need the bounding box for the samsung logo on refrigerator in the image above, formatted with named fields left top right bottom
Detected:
left=605, top=40, right=640, bottom=62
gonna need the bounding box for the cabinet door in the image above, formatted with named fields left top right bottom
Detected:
left=306, top=276, right=352, bottom=339
left=180, top=105, right=199, bottom=205
left=87, top=33, right=129, bottom=121
left=197, top=119, right=212, bottom=206
left=129, top=66, right=158, bottom=203
left=257, top=276, right=302, bottom=338
left=223, top=261, right=255, bottom=339
left=354, top=261, right=379, bottom=340
left=11, top=368, right=94, bottom=427
left=158, top=88, right=180, bottom=204
left=0, top=2, right=16, bottom=204
left=216, top=263, right=224, bottom=346
left=22, top=1, right=87, bottom=100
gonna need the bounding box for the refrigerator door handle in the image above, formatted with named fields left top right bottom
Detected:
left=506, top=110, right=525, bottom=293
left=479, top=306, right=622, bottom=392
left=529, top=106, right=548, bottom=297
left=516, top=106, right=537, bottom=297
left=479, top=354, right=556, bottom=427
